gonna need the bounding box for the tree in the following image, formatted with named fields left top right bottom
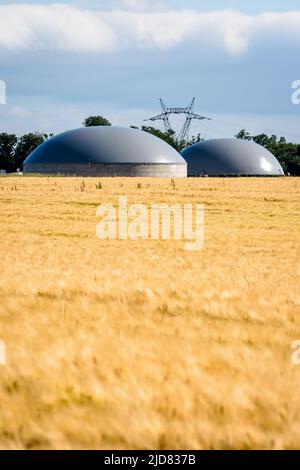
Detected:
left=83, top=116, right=111, bottom=127
left=0, top=133, right=18, bottom=172
left=141, top=126, right=181, bottom=150
left=235, top=129, right=252, bottom=141
left=14, top=133, right=46, bottom=171
left=186, top=133, right=204, bottom=148
left=136, top=126, right=204, bottom=152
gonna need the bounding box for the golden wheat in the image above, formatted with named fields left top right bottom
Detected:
left=0, top=176, right=299, bottom=450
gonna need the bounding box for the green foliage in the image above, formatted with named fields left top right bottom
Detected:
left=0, top=133, right=18, bottom=172
left=236, top=129, right=300, bottom=175
left=235, top=129, right=252, bottom=141
left=141, top=126, right=181, bottom=150
left=186, top=133, right=204, bottom=147
left=14, top=133, right=46, bottom=171
left=83, top=116, right=111, bottom=127
left=139, top=126, right=204, bottom=152
left=0, top=132, right=47, bottom=172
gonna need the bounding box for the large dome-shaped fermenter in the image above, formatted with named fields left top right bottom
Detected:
left=23, top=126, right=187, bottom=177
left=181, top=138, right=284, bottom=176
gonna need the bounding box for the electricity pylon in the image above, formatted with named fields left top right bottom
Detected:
left=144, top=98, right=211, bottom=142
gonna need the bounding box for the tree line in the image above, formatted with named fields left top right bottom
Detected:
left=0, top=133, right=53, bottom=173
left=0, top=116, right=299, bottom=175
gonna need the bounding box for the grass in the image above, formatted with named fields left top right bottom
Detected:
left=0, top=176, right=299, bottom=449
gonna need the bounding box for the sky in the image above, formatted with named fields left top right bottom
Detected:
left=0, top=0, right=300, bottom=141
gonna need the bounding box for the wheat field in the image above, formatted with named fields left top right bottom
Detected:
left=0, top=176, right=299, bottom=450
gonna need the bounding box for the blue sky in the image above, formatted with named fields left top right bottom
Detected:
left=0, top=1, right=298, bottom=12
left=0, top=1, right=300, bottom=141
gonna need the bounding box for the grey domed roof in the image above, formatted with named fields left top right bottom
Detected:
left=24, top=126, right=186, bottom=166
left=181, top=138, right=284, bottom=176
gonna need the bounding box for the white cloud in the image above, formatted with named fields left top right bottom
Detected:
left=0, top=4, right=116, bottom=52
left=117, top=0, right=168, bottom=12
left=0, top=4, right=299, bottom=56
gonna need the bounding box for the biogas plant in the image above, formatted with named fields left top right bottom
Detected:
left=23, top=126, right=187, bottom=178
left=23, top=99, right=284, bottom=177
